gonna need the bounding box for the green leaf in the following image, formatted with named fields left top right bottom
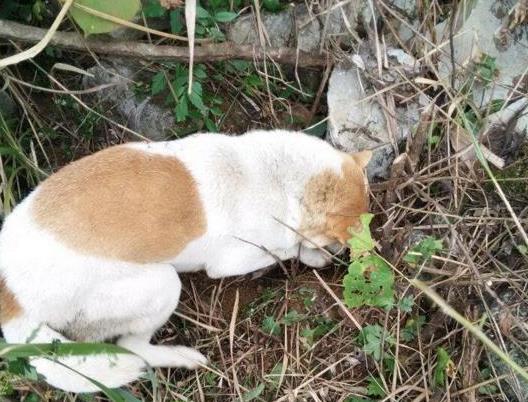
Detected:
left=262, top=316, right=282, bottom=336
left=282, top=309, right=303, bottom=325
left=343, top=255, right=394, bottom=309
left=143, top=0, right=166, bottom=18
left=150, top=71, right=166, bottom=95
left=169, top=9, right=184, bottom=33
left=434, top=347, right=454, bottom=387
left=188, top=83, right=207, bottom=113
left=196, top=6, right=210, bottom=19
left=242, top=383, right=265, bottom=401
left=175, top=96, right=189, bottom=122
left=69, top=0, right=141, bottom=36
left=204, top=117, right=218, bottom=132
left=347, top=213, right=375, bottom=258
left=193, top=64, right=207, bottom=79
left=357, top=325, right=394, bottom=361
left=266, top=362, right=284, bottom=389
left=398, top=295, right=414, bottom=313
left=403, top=236, right=443, bottom=267
left=214, top=11, right=237, bottom=22
left=366, top=376, right=385, bottom=397
left=401, top=315, right=425, bottom=342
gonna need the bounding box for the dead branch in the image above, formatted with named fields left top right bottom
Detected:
left=0, top=19, right=328, bottom=68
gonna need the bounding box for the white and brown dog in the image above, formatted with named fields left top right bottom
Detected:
left=0, top=130, right=370, bottom=392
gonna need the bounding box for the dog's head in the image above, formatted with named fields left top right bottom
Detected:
left=301, top=150, right=371, bottom=247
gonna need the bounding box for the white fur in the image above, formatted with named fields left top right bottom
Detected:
left=0, top=130, right=346, bottom=392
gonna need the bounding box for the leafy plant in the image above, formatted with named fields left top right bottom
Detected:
left=434, top=347, right=455, bottom=387
left=343, top=214, right=395, bottom=309
left=366, top=376, right=385, bottom=397
left=262, top=316, right=281, bottom=336
left=150, top=63, right=223, bottom=131
left=242, top=383, right=265, bottom=401
left=300, top=317, right=335, bottom=347
left=357, top=325, right=395, bottom=361
left=475, top=53, right=499, bottom=87
left=397, top=295, right=414, bottom=313
left=401, top=315, right=426, bottom=342
left=477, top=367, right=498, bottom=395
left=403, top=236, right=443, bottom=267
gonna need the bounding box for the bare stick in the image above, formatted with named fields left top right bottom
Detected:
left=0, top=19, right=328, bottom=68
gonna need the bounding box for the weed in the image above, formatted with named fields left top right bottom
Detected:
left=403, top=236, right=443, bottom=267
left=357, top=325, right=395, bottom=362
left=343, top=213, right=395, bottom=309
left=149, top=63, right=223, bottom=132
left=366, top=375, right=386, bottom=397
left=400, top=315, right=426, bottom=342
left=434, top=346, right=455, bottom=388
left=261, top=315, right=282, bottom=336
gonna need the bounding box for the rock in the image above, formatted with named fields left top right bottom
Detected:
left=486, top=98, right=528, bottom=137
left=294, top=4, right=321, bottom=53
left=436, top=0, right=528, bottom=105
left=390, top=0, right=417, bottom=18
left=227, top=9, right=294, bottom=48
left=321, top=1, right=362, bottom=40
left=325, top=48, right=422, bottom=180
left=326, top=62, right=392, bottom=180
left=0, top=90, right=17, bottom=120
left=83, top=60, right=174, bottom=141
left=398, top=19, right=419, bottom=43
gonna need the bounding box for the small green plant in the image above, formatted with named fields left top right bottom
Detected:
left=403, top=236, right=443, bottom=267
left=474, top=53, right=499, bottom=87
left=401, top=315, right=426, bottom=342
left=434, top=346, right=455, bottom=387
left=357, top=324, right=395, bottom=361
left=397, top=295, right=414, bottom=313
left=300, top=316, right=335, bottom=347
left=343, top=214, right=395, bottom=309
left=366, top=375, right=386, bottom=397
left=242, top=383, right=265, bottom=401
left=144, top=0, right=238, bottom=39
left=150, top=63, right=223, bottom=131
left=477, top=367, right=498, bottom=395
left=261, top=316, right=281, bottom=336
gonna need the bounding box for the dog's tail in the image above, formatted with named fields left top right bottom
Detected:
left=1, top=314, right=145, bottom=393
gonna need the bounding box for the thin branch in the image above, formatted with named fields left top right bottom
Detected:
left=0, top=19, right=329, bottom=68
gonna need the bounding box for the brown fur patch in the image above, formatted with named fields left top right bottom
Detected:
left=0, top=277, right=22, bottom=324
left=301, top=155, right=370, bottom=244
left=32, top=146, right=206, bottom=263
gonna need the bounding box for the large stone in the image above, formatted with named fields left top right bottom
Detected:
left=227, top=9, right=294, bottom=48
left=326, top=63, right=392, bottom=180
left=321, top=1, right=362, bottom=41
left=83, top=60, right=174, bottom=141
left=436, top=0, right=528, bottom=105
left=325, top=50, right=421, bottom=180
left=294, top=4, right=321, bottom=53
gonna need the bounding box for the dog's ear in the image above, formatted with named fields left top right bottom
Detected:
left=351, top=150, right=372, bottom=169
